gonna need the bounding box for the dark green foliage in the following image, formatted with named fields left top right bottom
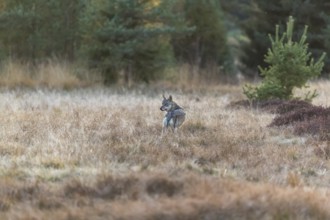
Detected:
left=172, top=0, right=229, bottom=71
left=85, top=0, right=190, bottom=84
left=241, top=0, right=330, bottom=76
left=243, top=82, right=289, bottom=101
left=243, top=17, right=326, bottom=101
left=0, top=0, right=83, bottom=60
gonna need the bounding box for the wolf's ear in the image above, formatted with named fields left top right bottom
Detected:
left=169, top=95, right=172, bottom=101
left=162, top=94, right=166, bottom=99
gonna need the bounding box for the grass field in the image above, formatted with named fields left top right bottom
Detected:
left=0, top=78, right=330, bottom=219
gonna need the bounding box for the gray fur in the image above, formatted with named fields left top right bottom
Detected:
left=160, top=95, right=186, bottom=134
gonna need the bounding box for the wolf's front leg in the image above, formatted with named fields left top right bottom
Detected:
left=161, top=117, right=168, bottom=137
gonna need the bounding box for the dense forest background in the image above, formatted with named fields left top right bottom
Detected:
left=0, top=0, right=329, bottom=85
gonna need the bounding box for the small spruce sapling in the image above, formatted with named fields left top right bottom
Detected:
left=243, top=16, right=326, bottom=101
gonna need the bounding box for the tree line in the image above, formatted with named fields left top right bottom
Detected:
left=0, top=0, right=329, bottom=84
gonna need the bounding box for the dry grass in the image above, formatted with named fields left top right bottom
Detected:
left=0, top=60, right=101, bottom=89
left=0, top=79, right=330, bottom=219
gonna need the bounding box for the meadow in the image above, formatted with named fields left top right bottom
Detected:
left=0, top=62, right=330, bottom=219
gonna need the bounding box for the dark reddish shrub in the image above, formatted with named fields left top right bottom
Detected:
left=229, top=99, right=330, bottom=139
left=270, top=106, right=330, bottom=127
left=314, top=143, right=330, bottom=159
left=146, top=177, right=183, bottom=197
left=294, top=116, right=330, bottom=140
left=273, top=100, right=313, bottom=114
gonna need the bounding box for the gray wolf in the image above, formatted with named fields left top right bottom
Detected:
left=160, top=95, right=186, bottom=134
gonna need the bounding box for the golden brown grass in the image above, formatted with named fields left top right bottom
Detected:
left=0, top=60, right=101, bottom=89
left=0, top=78, right=330, bottom=219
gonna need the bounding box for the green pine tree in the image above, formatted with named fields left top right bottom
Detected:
left=244, top=16, right=326, bottom=101
left=0, top=0, right=83, bottom=60
left=172, top=0, right=229, bottom=71
left=84, top=0, right=190, bottom=84
left=241, top=0, right=330, bottom=76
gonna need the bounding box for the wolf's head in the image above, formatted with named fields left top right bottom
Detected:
left=160, top=95, right=177, bottom=112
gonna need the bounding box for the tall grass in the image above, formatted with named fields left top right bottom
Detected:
left=0, top=60, right=241, bottom=92
left=0, top=60, right=102, bottom=89
left=162, top=63, right=238, bottom=90
left=0, top=79, right=329, bottom=218
left=0, top=59, right=329, bottom=218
